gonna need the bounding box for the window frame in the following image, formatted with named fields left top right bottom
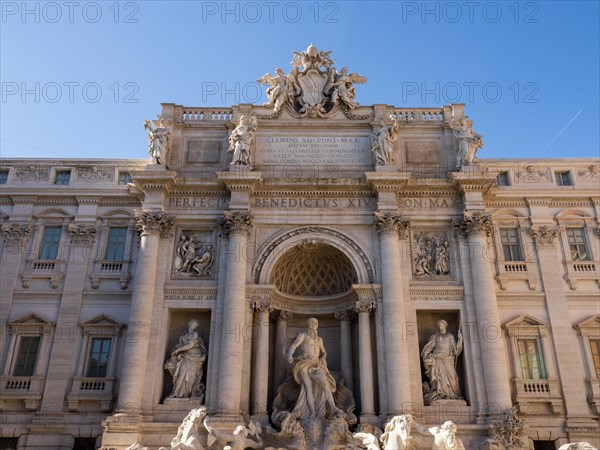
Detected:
left=499, top=227, right=524, bottom=262
left=495, top=171, right=511, bottom=186
left=12, top=335, right=41, bottom=377
left=554, top=170, right=573, bottom=186
left=104, top=226, right=128, bottom=261
left=38, top=225, right=63, bottom=260
left=565, top=227, right=591, bottom=261
left=117, top=171, right=133, bottom=185
left=53, top=169, right=72, bottom=185
left=516, top=338, right=546, bottom=380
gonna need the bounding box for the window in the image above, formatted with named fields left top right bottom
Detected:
left=38, top=226, right=62, bottom=260
left=13, top=336, right=40, bottom=376
left=590, top=339, right=600, bottom=378
left=499, top=228, right=523, bottom=261
left=73, top=438, right=97, bottom=450
left=105, top=227, right=127, bottom=261
left=0, top=170, right=8, bottom=184
left=54, top=170, right=71, bottom=185
left=87, top=337, right=111, bottom=377
left=0, top=438, right=19, bottom=450
left=496, top=171, right=510, bottom=186
left=555, top=171, right=572, bottom=186
left=566, top=228, right=590, bottom=261
left=517, top=338, right=546, bottom=379
left=118, top=172, right=132, bottom=185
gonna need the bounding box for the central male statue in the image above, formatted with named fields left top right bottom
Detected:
left=286, top=317, right=343, bottom=420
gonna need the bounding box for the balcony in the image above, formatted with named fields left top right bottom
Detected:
left=89, top=259, right=132, bottom=289
left=586, top=378, right=600, bottom=415
left=512, top=378, right=563, bottom=414
left=0, top=375, right=44, bottom=410
left=564, top=260, right=599, bottom=290
left=67, top=377, right=115, bottom=412
left=21, top=259, right=65, bottom=289
left=495, top=260, right=537, bottom=290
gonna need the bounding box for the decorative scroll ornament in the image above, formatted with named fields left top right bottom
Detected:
left=257, top=44, right=367, bottom=119
left=76, top=165, right=113, bottom=182
left=334, top=309, right=356, bottom=321
left=1, top=223, right=31, bottom=244
left=219, top=211, right=253, bottom=237
left=577, top=164, right=599, bottom=180
left=252, top=299, right=272, bottom=313
left=452, top=212, right=493, bottom=237
left=134, top=210, right=174, bottom=238
left=68, top=223, right=97, bottom=247
left=272, top=309, right=293, bottom=321
left=374, top=212, right=410, bottom=239
left=530, top=225, right=561, bottom=248
left=354, top=300, right=376, bottom=313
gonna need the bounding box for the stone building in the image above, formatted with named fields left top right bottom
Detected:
left=0, top=47, right=599, bottom=450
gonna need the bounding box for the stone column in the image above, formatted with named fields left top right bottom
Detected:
left=217, top=211, right=253, bottom=419
left=115, top=211, right=173, bottom=414
left=375, top=212, right=412, bottom=415
left=251, top=298, right=271, bottom=424
left=355, top=300, right=376, bottom=421
left=453, top=212, right=512, bottom=411
left=273, top=310, right=292, bottom=391
left=334, top=310, right=354, bottom=390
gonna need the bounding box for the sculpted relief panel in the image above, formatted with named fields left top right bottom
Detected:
left=172, top=230, right=216, bottom=279
left=412, top=231, right=454, bottom=280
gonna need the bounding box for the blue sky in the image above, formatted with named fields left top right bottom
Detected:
left=1, top=0, right=599, bottom=160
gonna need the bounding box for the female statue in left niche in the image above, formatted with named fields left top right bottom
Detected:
left=164, top=319, right=207, bottom=400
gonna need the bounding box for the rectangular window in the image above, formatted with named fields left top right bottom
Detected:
left=87, top=337, right=111, bottom=377
left=13, top=336, right=40, bottom=376
left=566, top=228, right=590, bottom=261
left=38, top=226, right=62, bottom=260
left=118, top=172, right=132, bottom=185
left=104, top=227, right=127, bottom=261
left=500, top=228, right=523, bottom=261
left=0, top=170, right=8, bottom=184
left=555, top=171, right=572, bottom=186
left=54, top=170, right=71, bottom=185
left=590, top=339, right=600, bottom=379
left=496, top=171, right=510, bottom=186
left=517, top=339, right=546, bottom=379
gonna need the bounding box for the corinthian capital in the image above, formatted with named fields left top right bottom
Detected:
left=530, top=225, right=561, bottom=248
left=252, top=299, right=272, bottom=313
left=374, top=212, right=410, bottom=239
left=354, top=300, right=376, bottom=314
left=453, top=212, right=492, bottom=237
left=68, top=223, right=97, bottom=247
left=219, top=211, right=253, bottom=237
left=134, top=210, right=174, bottom=238
left=1, top=223, right=31, bottom=244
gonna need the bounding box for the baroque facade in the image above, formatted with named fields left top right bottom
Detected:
left=0, top=46, right=599, bottom=450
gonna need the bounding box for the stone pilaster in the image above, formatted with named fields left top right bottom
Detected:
left=216, top=211, right=253, bottom=419
left=530, top=224, right=594, bottom=430
left=251, top=298, right=271, bottom=424
left=453, top=212, right=512, bottom=411
left=334, top=309, right=355, bottom=390
left=354, top=300, right=377, bottom=421
left=115, top=210, right=173, bottom=416
left=374, top=212, right=411, bottom=415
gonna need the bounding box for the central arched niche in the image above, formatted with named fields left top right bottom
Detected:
left=270, top=241, right=358, bottom=297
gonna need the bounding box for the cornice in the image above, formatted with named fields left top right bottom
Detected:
left=496, top=294, right=546, bottom=303
left=410, top=287, right=464, bottom=301
left=566, top=295, right=600, bottom=303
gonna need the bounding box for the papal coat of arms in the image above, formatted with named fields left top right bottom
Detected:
left=257, top=44, right=367, bottom=119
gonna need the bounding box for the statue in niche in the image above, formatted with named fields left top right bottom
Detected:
left=203, top=418, right=263, bottom=450
left=144, top=118, right=170, bottom=165
left=164, top=320, right=207, bottom=400
left=228, top=115, right=258, bottom=166
left=414, top=234, right=450, bottom=277
left=158, top=407, right=207, bottom=450
left=411, top=420, right=465, bottom=450
left=450, top=118, right=483, bottom=166
left=371, top=119, right=400, bottom=166
left=421, top=320, right=463, bottom=405
left=285, top=317, right=343, bottom=420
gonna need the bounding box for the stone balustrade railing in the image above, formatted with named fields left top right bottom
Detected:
left=390, top=108, right=445, bottom=123
left=182, top=108, right=233, bottom=123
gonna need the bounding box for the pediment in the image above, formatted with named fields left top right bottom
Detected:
left=81, top=313, right=121, bottom=327
left=9, top=311, right=52, bottom=325
left=504, top=314, right=548, bottom=329
left=575, top=314, right=600, bottom=332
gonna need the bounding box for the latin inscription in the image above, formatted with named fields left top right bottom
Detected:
left=253, top=197, right=460, bottom=209
left=256, top=136, right=372, bottom=165
left=167, top=197, right=228, bottom=208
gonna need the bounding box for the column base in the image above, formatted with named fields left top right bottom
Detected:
left=359, top=413, right=379, bottom=425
